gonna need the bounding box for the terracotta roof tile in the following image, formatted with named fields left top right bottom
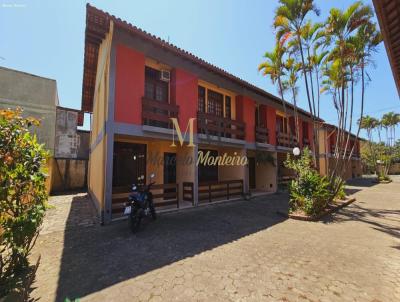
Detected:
left=81, top=4, right=321, bottom=120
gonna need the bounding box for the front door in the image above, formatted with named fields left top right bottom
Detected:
left=248, top=157, right=256, bottom=190
left=163, top=153, right=176, bottom=184
left=112, top=142, right=147, bottom=188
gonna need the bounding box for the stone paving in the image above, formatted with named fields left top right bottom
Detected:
left=30, top=177, right=400, bottom=302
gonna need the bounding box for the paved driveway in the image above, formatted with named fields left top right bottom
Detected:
left=31, top=177, right=400, bottom=302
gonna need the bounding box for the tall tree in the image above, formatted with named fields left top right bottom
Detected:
left=274, top=0, right=321, bottom=164
left=359, top=115, right=379, bottom=173
left=258, top=44, right=289, bottom=126
left=381, top=112, right=400, bottom=176
left=323, top=2, right=379, bottom=190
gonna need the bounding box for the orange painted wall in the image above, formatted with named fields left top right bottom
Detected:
left=171, top=68, right=198, bottom=132
left=235, top=95, right=255, bottom=142
left=266, top=107, right=277, bottom=145
left=114, top=44, right=145, bottom=124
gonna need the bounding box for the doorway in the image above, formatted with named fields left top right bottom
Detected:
left=163, top=153, right=177, bottom=184
left=112, top=142, right=147, bottom=188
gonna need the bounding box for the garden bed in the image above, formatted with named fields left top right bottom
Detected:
left=372, top=179, right=392, bottom=184
left=277, top=197, right=356, bottom=221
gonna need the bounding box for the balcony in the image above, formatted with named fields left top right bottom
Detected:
left=331, top=145, right=360, bottom=158
left=277, top=132, right=298, bottom=148
left=255, top=126, right=269, bottom=144
left=142, top=97, right=179, bottom=129
left=197, top=112, right=245, bottom=140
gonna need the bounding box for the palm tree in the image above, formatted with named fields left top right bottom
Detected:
left=258, top=44, right=289, bottom=121
left=274, top=0, right=320, bottom=118
left=382, top=112, right=400, bottom=147
left=283, top=57, right=301, bottom=142
left=259, top=1, right=381, bottom=195
left=301, top=21, right=325, bottom=116
left=381, top=113, right=391, bottom=146
left=311, top=50, right=329, bottom=118
left=323, top=3, right=379, bottom=187
left=381, top=112, right=400, bottom=176
left=359, top=115, right=379, bottom=173
left=274, top=0, right=321, bottom=166
left=348, top=21, right=382, bottom=148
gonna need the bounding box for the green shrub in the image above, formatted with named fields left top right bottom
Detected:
left=0, top=108, right=49, bottom=296
left=285, top=148, right=332, bottom=216
left=333, top=178, right=346, bottom=200
left=378, top=175, right=391, bottom=182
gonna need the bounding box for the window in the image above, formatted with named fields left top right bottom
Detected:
left=225, top=96, right=231, bottom=119
left=276, top=116, right=288, bottom=133
left=199, top=85, right=233, bottom=119
left=145, top=66, right=168, bottom=102
left=255, top=106, right=259, bottom=127
left=258, top=105, right=267, bottom=127
left=208, top=89, right=223, bottom=116
left=276, top=116, right=283, bottom=133
left=198, top=86, right=205, bottom=112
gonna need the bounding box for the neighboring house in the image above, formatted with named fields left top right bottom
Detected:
left=81, top=5, right=362, bottom=224
left=0, top=66, right=59, bottom=151
left=373, top=0, right=400, bottom=97
left=0, top=66, right=88, bottom=192
left=0, top=66, right=59, bottom=191
left=51, top=106, right=90, bottom=192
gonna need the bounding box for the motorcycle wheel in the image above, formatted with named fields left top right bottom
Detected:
left=150, top=204, right=157, bottom=220
left=129, top=210, right=141, bottom=233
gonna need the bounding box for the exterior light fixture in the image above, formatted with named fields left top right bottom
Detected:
left=293, top=147, right=300, bottom=156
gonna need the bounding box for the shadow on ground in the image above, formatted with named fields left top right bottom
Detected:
left=55, top=194, right=288, bottom=301
left=346, top=177, right=378, bottom=188
left=343, top=177, right=379, bottom=195
left=322, top=201, right=400, bottom=240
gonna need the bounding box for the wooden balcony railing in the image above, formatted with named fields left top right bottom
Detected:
left=142, top=97, right=179, bottom=129
left=197, top=112, right=245, bottom=140
left=183, top=182, right=194, bottom=205
left=198, top=180, right=243, bottom=203
left=255, top=126, right=269, bottom=144
left=331, top=145, right=360, bottom=158
left=277, top=132, right=298, bottom=148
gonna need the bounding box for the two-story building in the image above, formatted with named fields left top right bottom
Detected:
left=318, top=123, right=363, bottom=180
left=82, top=5, right=358, bottom=224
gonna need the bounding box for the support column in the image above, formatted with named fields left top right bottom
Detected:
left=193, top=143, right=199, bottom=206
left=104, top=131, right=114, bottom=224
left=103, top=38, right=117, bottom=224
left=176, top=143, right=198, bottom=206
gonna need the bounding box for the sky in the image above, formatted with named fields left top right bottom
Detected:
left=1, top=0, right=399, bottom=139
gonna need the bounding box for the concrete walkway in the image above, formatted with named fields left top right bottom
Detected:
left=31, top=177, right=400, bottom=301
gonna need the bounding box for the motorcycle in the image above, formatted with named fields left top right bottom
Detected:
left=124, top=173, right=157, bottom=233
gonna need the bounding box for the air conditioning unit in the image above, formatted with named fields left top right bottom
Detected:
left=160, top=70, right=170, bottom=82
